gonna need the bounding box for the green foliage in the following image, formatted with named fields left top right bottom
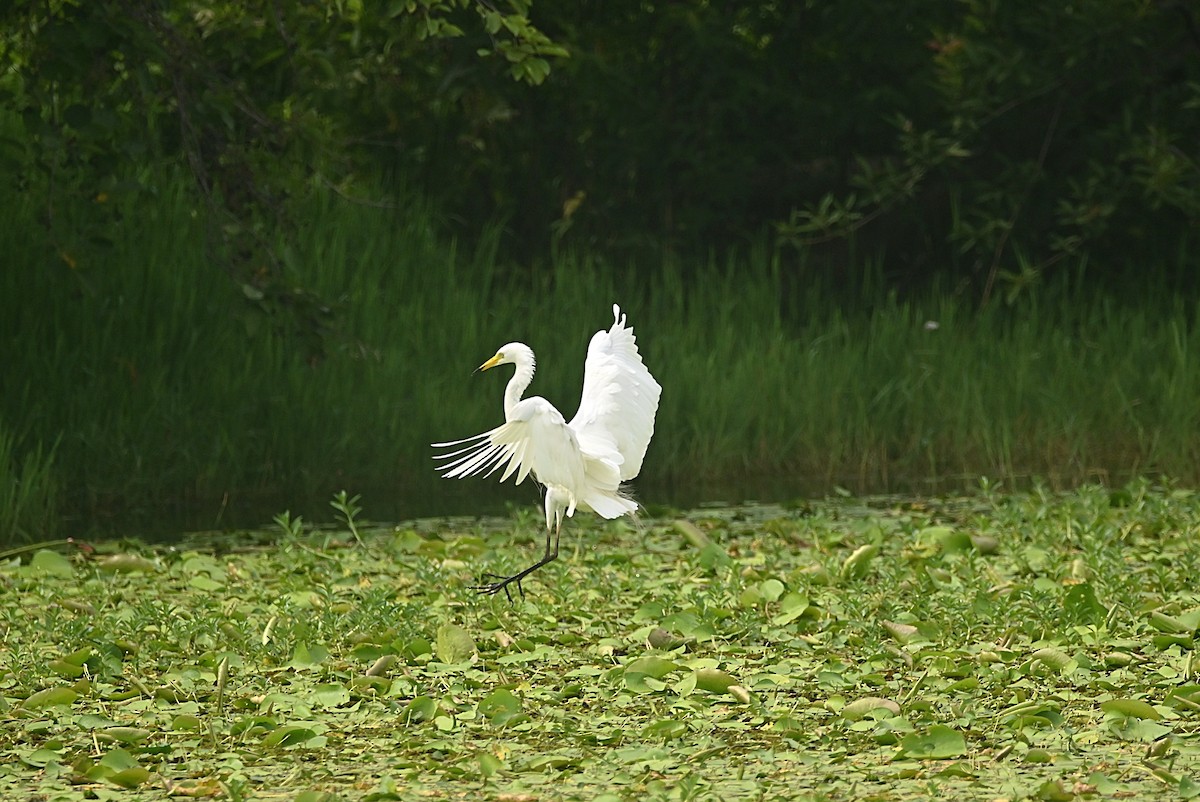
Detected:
left=4, top=175, right=1200, bottom=539
left=2, top=484, right=1200, bottom=798
left=6, top=0, right=1194, bottom=298
left=0, top=424, right=58, bottom=545
left=474, top=0, right=959, bottom=257
left=0, top=0, right=565, bottom=336
left=783, top=1, right=1200, bottom=297
left=331, top=491, right=366, bottom=548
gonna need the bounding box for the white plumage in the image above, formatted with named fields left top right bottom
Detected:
left=432, top=304, right=661, bottom=597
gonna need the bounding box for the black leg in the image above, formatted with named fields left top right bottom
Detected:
left=474, top=524, right=560, bottom=601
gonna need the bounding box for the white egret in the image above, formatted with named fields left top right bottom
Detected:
left=432, top=304, right=662, bottom=598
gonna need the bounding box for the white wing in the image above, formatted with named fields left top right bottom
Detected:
left=433, top=396, right=587, bottom=502
left=568, top=304, right=662, bottom=480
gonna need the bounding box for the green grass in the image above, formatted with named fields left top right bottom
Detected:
left=4, top=174, right=1200, bottom=542
left=0, top=425, right=59, bottom=543
left=2, top=481, right=1199, bottom=800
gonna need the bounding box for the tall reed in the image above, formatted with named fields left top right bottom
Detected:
left=0, top=425, right=59, bottom=544
left=2, top=174, right=1198, bottom=540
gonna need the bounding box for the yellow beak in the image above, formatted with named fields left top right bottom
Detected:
left=476, top=353, right=504, bottom=373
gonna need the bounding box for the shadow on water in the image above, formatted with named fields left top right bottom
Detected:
left=64, top=469, right=1060, bottom=543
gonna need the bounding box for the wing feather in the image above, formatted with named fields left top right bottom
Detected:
left=432, top=397, right=587, bottom=495
left=568, top=304, right=662, bottom=480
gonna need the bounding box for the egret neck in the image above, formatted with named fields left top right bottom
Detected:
left=503, top=346, right=536, bottom=420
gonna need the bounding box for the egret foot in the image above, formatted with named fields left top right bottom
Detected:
left=473, top=528, right=560, bottom=602
left=472, top=572, right=528, bottom=602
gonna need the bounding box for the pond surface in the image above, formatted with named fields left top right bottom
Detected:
left=69, top=469, right=1012, bottom=543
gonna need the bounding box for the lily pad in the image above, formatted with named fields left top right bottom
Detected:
left=1100, top=698, right=1161, bottom=720
left=435, top=623, right=476, bottom=664
left=843, top=696, right=901, bottom=720
left=896, top=725, right=967, bottom=759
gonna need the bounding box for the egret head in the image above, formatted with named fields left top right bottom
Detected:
left=476, top=342, right=535, bottom=373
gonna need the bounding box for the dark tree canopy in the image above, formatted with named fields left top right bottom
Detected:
left=3, top=0, right=1198, bottom=301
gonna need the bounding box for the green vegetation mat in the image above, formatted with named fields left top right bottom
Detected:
left=3, top=482, right=1199, bottom=800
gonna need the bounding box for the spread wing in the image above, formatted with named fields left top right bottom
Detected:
left=432, top=396, right=586, bottom=494
left=568, top=304, right=662, bottom=480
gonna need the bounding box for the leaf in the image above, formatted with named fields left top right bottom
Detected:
left=99, top=727, right=151, bottom=744
left=919, top=525, right=974, bottom=554
left=646, top=627, right=686, bottom=650
left=896, top=725, right=966, bottom=759
left=312, top=683, right=350, bottom=708
left=969, top=535, right=1000, bottom=554
left=1030, top=647, right=1074, bottom=672
left=843, top=697, right=901, bottom=720
left=107, top=767, right=151, bottom=789
left=435, top=623, right=476, bottom=664
left=672, top=671, right=697, bottom=697
left=95, top=554, right=157, bottom=573
left=402, top=638, right=433, bottom=660
left=96, top=747, right=140, bottom=771
left=633, top=602, right=665, bottom=623
left=29, top=549, right=73, bottom=577
left=624, top=656, right=679, bottom=679
left=189, top=574, right=224, bottom=591
left=48, top=659, right=85, bottom=679
left=294, top=792, right=345, bottom=802
left=290, top=642, right=330, bottom=667
left=21, top=686, right=78, bottom=709
left=1063, top=583, right=1103, bottom=622
left=477, top=688, right=523, bottom=726
left=1086, top=772, right=1121, bottom=795
left=693, top=668, right=738, bottom=694
left=759, top=578, right=785, bottom=602
left=1100, top=698, right=1161, bottom=720
left=642, top=719, right=687, bottom=739
left=1178, top=607, right=1200, bottom=631
left=795, top=563, right=833, bottom=585
left=771, top=591, right=812, bottom=626
left=1165, top=685, right=1200, bottom=712
left=476, top=752, right=504, bottom=778
left=999, top=700, right=1062, bottom=727
left=728, top=685, right=752, bottom=704
left=1109, top=718, right=1172, bottom=742
left=1152, top=633, right=1194, bottom=650
left=403, top=696, right=437, bottom=724
left=1148, top=611, right=1192, bottom=634
left=840, top=544, right=878, bottom=579
left=674, top=519, right=711, bottom=548
left=882, top=620, right=920, bottom=644
left=351, top=643, right=386, bottom=662
left=661, top=611, right=716, bottom=640
left=696, top=542, right=732, bottom=570
left=624, top=656, right=679, bottom=692
left=172, top=714, right=202, bottom=731
left=365, top=654, right=396, bottom=677
left=1024, top=749, right=1053, bottom=763
left=1034, top=780, right=1075, bottom=802
left=261, top=725, right=320, bottom=748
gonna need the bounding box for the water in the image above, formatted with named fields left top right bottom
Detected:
left=64, top=469, right=1014, bottom=542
